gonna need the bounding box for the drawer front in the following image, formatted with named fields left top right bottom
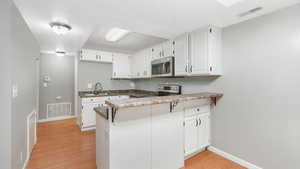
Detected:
left=185, top=105, right=210, bottom=117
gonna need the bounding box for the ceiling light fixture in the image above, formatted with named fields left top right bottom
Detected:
left=105, top=27, right=130, bottom=42
left=55, top=50, right=66, bottom=56
left=216, top=0, right=245, bottom=7
left=50, top=22, right=72, bottom=35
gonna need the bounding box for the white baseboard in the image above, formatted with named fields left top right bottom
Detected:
left=208, top=146, right=263, bottom=169
left=38, top=115, right=76, bottom=123
left=81, top=126, right=96, bottom=132
left=22, top=154, right=30, bottom=169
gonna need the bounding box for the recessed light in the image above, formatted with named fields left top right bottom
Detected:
left=56, top=50, right=66, bottom=56
left=216, top=0, right=245, bottom=7
left=105, top=27, right=130, bottom=42
left=49, top=22, right=72, bottom=35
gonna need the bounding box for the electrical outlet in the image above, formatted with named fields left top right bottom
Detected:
left=20, top=152, right=23, bottom=163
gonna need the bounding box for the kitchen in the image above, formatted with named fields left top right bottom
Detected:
left=2, top=0, right=300, bottom=169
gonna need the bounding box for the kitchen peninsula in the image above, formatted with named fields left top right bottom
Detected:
left=94, top=92, right=222, bottom=169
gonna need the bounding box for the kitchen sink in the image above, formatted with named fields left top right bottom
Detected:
left=84, top=93, right=109, bottom=97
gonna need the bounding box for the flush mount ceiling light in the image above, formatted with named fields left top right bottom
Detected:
left=105, top=27, right=130, bottom=42
left=49, top=22, right=72, bottom=35
left=216, top=0, right=245, bottom=7
left=55, top=50, right=66, bottom=56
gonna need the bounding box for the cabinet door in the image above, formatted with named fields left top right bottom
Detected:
left=162, top=40, right=175, bottom=58
left=151, top=45, right=163, bottom=60
left=141, top=49, right=151, bottom=78
left=198, top=113, right=210, bottom=149
left=190, top=26, right=222, bottom=76
left=184, top=114, right=199, bottom=156
left=152, top=112, right=184, bottom=169
left=174, top=33, right=189, bottom=76
left=81, top=103, right=96, bottom=127
left=81, top=49, right=98, bottom=61
left=113, top=53, right=130, bottom=78
left=98, top=51, right=113, bottom=63
left=190, top=28, right=209, bottom=75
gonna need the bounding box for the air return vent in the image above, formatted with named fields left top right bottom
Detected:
left=47, top=102, right=71, bottom=118
left=238, top=7, right=263, bottom=17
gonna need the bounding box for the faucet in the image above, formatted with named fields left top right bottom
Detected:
left=94, top=82, right=103, bottom=95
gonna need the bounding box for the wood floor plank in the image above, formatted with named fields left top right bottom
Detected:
left=26, top=118, right=246, bottom=169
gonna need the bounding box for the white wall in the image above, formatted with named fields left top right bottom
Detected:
left=39, top=53, right=75, bottom=120
left=78, top=61, right=133, bottom=91
left=10, top=3, right=40, bottom=169
left=209, top=4, right=300, bottom=169
left=0, top=0, right=12, bottom=168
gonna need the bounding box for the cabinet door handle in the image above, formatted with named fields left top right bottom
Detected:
left=199, top=118, right=202, bottom=126
left=185, top=65, right=188, bottom=72
left=190, top=65, right=193, bottom=72
left=196, top=119, right=199, bottom=127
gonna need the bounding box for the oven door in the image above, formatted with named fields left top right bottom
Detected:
left=151, top=57, right=174, bottom=77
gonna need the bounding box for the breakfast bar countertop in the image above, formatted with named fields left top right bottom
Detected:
left=105, top=92, right=223, bottom=109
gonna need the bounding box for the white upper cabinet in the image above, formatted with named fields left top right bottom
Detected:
left=162, top=40, right=175, bottom=58
left=190, top=26, right=222, bottom=76
left=174, top=33, right=189, bottom=76
left=130, top=49, right=151, bottom=78
left=80, top=49, right=113, bottom=63
left=130, top=52, right=139, bottom=78
left=151, top=44, right=163, bottom=61
left=112, top=53, right=131, bottom=78
left=141, top=49, right=151, bottom=78
left=151, top=40, right=175, bottom=61
left=80, top=49, right=98, bottom=61
left=97, top=51, right=113, bottom=63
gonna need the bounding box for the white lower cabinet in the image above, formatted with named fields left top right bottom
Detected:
left=184, top=108, right=210, bottom=157
left=82, top=102, right=98, bottom=128
left=80, top=96, right=129, bottom=131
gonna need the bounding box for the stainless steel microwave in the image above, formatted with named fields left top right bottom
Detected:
left=151, top=56, right=174, bottom=77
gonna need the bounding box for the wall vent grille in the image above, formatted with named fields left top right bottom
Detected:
left=47, top=102, right=72, bottom=118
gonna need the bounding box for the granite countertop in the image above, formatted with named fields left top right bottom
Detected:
left=105, top=92, right=223, bottom=109
left=79, top=90, right=158, bottom=98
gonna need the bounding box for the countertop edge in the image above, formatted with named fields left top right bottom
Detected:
left=105, top=92, right=223, bottom=109
left=94, top=107, right=109, bottom=120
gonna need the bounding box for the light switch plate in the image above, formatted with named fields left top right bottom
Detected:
left=88, top=83, right=93, bottom=89
left=12, top=84, right=18, bottom=98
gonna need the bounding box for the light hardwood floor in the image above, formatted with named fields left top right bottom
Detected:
left=26, top=118, right=246, bottom=169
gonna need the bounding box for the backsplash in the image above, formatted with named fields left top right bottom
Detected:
left=78, top=61, right=134, bottom=91
left=134, top=76, right=219, bottom=94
